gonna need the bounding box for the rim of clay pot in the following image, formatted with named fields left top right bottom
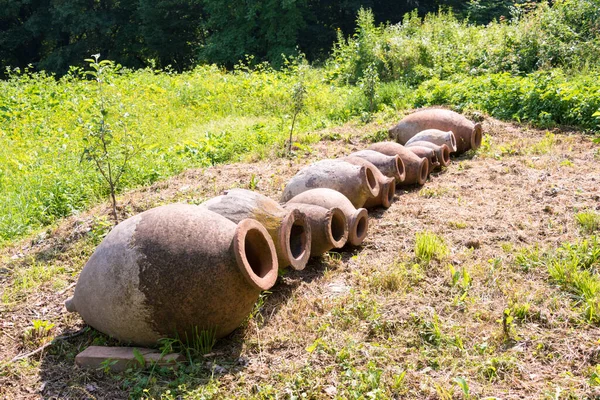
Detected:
left=327, top=207, right=349, bottom=248
left=233, top=219, right=279, bottom=291
left=417, top=158, right=429, bottom=185
left=472, top=123, right=483, bottom=150
left=362, top=166, right=380, bottom=198
left=438, top=144, right=451, bottom=166
left=447, top=131, right=458, bottom=152
left=280, top=209, right=311, bottom=271
left=348, top=208, right=369, bottom=246
left=393, top=155, right=406, bottom=183
left=381, top=178, right=395, bottom=208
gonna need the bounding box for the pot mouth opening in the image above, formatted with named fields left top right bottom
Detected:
left=329, top=208, right=348, bottom=247
left=234, top=219, right=278, bottom=291
left=448, top=131, right=458, bottom=152
left=384, top=180, right=395, bottom=206
left=284, top=210, right=311, bottom=270
left=418, top=158, right=429, bottom=185
left=472, top=123, right=483, bottom=149
left=394, top=156, right=406, bottom=183
left=349, top=209, right=369, bottom=246
left=439, top=145, right=451, bottom=166
left=364, top=167, right=379, bottom=196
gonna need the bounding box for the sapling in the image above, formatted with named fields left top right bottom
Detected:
left=288, top=77, right=307, bottom=154
left=80, top=55, right=144, bottom=223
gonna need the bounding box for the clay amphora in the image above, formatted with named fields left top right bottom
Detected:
left=203, top=189, right=311, bottom=270
left=346, top=150, right=405, bottom=183
left=283, top=203, right=348, bottom=256
left=406, top=141, right=451, bottom=168
left=404, top=146, right=439, bottom=171
left=65, top=204, right=278, bottom=346
left=367, top=142, right=429, bottom=186
left=405, top=129, right=457, bottom=153
left=286, top=188, right=369, bottom=246
left=344, top=156, right=395, bottom=209
left=281, top=159, right=379, bottom=209
left=389, top=108, right=482, bottom=153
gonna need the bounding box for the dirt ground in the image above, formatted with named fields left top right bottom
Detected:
left=1, top=117, right=599, bottom=399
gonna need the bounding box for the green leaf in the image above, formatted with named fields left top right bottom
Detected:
left=132, top=348, right=145, bottom=367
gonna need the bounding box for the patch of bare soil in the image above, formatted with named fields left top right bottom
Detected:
left=1, top=118, right=599, bottom=399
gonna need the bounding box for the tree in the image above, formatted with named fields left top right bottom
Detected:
left=81, top=55, right=144, bottom=223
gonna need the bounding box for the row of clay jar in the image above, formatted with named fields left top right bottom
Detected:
left=64, top=108, right=482, bottom=347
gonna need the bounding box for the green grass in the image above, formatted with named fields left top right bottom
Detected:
left=576, top=211, right=600, bottom=234
left=0, top=63, right=356, bottom=244
left=414, top=231, right=449, bottom=264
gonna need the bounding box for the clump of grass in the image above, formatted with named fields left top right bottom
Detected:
left=526, top=132, right=556, bottom=155
left=576, top=211, right=600, bottom=234
left=448, top=221, right=467, bottom=229
left=419, top=187, right=448, bottom=199
left=370, top=261, right=423, bottom=292
left=415, top=231, right=449, bottom=264
left=517, top=236, right=600, bottom=324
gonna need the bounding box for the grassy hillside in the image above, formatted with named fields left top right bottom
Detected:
left=1, top=1, right=599, bottom=245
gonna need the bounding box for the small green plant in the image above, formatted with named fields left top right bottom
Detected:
left=22, top=319, right=55, bottom=347
left=415, top=231, right=449, bottom=264
left=288, top=78, right=307, bottom=154
left=247, top=173, right=260, bottom=190
left=575, top=211, right=600, bottom=234
left=419, top=314, right=443, bottom=346
left=589, top=364, right=600, bottom=386
left=448, top=264, right=472, bottom=291
left=183, top=326, right=217, bottom=359
left=358, top=62, right=380, bottom=118
left=419, top=187, right=447, bottom=198
left=448, top=221, right=467, bottom=229
left=453, top=376, right=470, bottom=399
left=81, top=54, right=145, bottom=223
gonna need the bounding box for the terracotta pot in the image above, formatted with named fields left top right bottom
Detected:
left=367, top=142, right=429, bottom=186
left=281, top=159, right=379, bottom=208
left=405, top=129, right=457, bottom=153
left=65, top=204, right=278, bottom=346
left=346, top=150, right=405, bottom=183
left=285, top=188, right=369, bottom=246
left=389, top=108, right=482, bottom=153
left=283, top=203, right=348, bottom=256
left=404, top=146, right=439, bottom=171
left=203, top=189, right=311, bottom=270
left=406, top=141, right=451, bottom=168
left=344, top=156, right=395, bottom=208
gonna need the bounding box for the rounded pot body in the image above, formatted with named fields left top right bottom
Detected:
left=347, top=150, right=405, bottom=183
left=344, top=156, right=395, bottom=208
left=285, top=188, right=369, bottom=246
left=203, top=189, right=311, bottom=270
left=405, top=129, right=457, bottom=153
left=281, top=159, right=379, bottom=208
left=404, top=146, right=439, bottom=171
left=65, top=204, right=278, bottom=347
left=406, top=141, right=451, bottom=167
left=367, top=142, right=429, bottom=186
left=389, top=108, right=482, bottom=153
left=283, top=203, right=348, bottom=256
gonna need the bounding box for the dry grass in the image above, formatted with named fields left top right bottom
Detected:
left=1, top=118, right=600, bottom=399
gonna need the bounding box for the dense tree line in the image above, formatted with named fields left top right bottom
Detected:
left=0, top=0, right=530, bottom=76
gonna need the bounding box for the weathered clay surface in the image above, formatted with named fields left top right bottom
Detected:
left=283, top=203, right=348, bottom=256
left=404, top=146, right=439, bottom=171
left=285, top=188, right=369, bottom=246
left=75, top=346, right=184, bottom=372
left=346, top=150, right=405, bottom=183
left=65, top=204, right=278, bottom=346
left=405, top=129, right=457, bottom=153
left=344, top=156, right=395, bottom=209
left=281, top=159, right=379, bottom=208
left=367, top=142, right=429, bottom=186
left=389, top=108, right=482, bottom=153
left=406, top=141, right=451, bottom=168
left=203, top=189, right=311, bottom=270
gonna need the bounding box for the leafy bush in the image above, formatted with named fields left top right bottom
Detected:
left=413, top=70, right=600, bottom=130
left=328, top=1, right=600, bottom=85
